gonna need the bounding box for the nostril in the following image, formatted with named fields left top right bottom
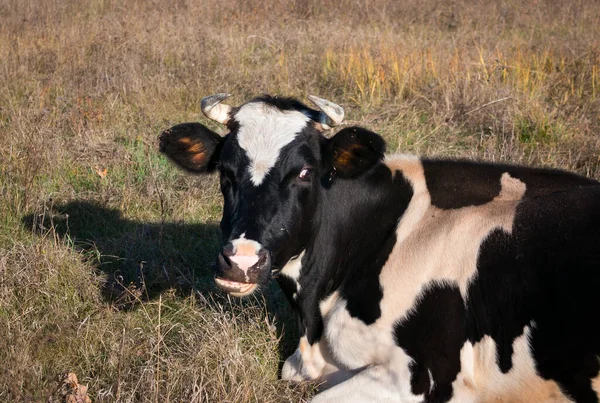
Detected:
left=222, top=242, right=235, bottom=257
left=257, top=248, right=270, bottom=266
left=218, top=252, right=233, bottom=271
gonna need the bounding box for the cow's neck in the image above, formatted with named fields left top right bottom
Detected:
left=290, top=163, right=414, bottom=343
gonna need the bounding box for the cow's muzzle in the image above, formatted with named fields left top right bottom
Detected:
left=214, top=240, right=271, bottom=297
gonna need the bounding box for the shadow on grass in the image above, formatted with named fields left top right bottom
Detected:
left=22, top=200, right=221, bottom=302
left=21, top=200, right=299, bottom=367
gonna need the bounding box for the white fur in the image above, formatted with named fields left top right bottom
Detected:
left=282, top=335, right=352, bottom=390
left=282, top=336, right=326, bottom=381
left=448, top=326, right=572, bottom=403
left=235, top=102, right=309, bottom=186
left=318, top=293, right=422, bottom=402
left=280, top=250, right=305, bottom=295
left=311, top=364, right=418, bottom=403
left=230, top=236, right=262, bottom=254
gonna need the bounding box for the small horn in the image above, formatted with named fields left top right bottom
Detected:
left=308, top=95, right=345, bottom=129
left=201, top=93, right=232, bottom=125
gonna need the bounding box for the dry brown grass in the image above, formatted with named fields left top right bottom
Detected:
left=1, top=0, right=599, bottom=401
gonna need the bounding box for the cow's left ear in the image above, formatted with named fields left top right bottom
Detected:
left=323, top=127, right=386, bottom=178
left=159, top=122, right=224, bottom=173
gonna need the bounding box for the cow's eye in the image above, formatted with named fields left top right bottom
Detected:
left=298, top=167, right=312, bottom=181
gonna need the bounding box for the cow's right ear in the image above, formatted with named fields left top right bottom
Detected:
left=323, top=127, right=386, bottom=178
left=159, top=123, right=224, bottom=173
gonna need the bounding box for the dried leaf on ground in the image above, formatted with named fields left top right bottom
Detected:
left=60, top=373, right=92, bottom=403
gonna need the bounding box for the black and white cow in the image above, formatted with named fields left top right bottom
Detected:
left=160, top=94, right=600, bottom=402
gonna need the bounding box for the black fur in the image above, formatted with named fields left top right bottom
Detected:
left=394, top=284, right=466, bottom=401
left=242, top=95, right=323, bottom=122
left=422, top=158, right=597, bottom=209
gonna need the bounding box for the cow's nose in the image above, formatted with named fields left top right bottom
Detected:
left=216, top=237, right=273, bottom=285
left=217, top=243, right=269, bottom=276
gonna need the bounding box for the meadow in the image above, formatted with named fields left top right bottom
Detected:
left=1, top=0, right=599, bottom=401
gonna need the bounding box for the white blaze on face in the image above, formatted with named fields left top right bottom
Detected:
left=234, top=102, right=310, bottom=186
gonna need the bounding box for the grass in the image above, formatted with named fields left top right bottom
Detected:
left=1, top=0, right=599, bottom=401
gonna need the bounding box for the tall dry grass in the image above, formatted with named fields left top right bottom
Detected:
left=1, top=0, right=599, bottom=401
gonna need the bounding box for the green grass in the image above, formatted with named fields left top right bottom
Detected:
left=1, top=0, right=599, bottom=401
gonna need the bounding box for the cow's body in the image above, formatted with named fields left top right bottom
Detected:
left=284, top=155, right=600, bottom=403
left=160, top=94, right=600, bottom=402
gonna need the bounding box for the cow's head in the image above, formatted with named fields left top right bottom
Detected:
left=160, top=94, right=385, bottom=296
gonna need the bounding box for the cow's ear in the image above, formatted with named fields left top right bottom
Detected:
left=159, top=123, right=224, bottom=173
left=324, top=127, right=386, bottom=178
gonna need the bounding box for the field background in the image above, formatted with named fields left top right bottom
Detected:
left=1, top=0, right=599, bottom=401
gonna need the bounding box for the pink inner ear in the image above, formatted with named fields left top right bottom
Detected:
left=190, top=152, right=206, bottom=164
left=229, top=255, right=259, bottom=273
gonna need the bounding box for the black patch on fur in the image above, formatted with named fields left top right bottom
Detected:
left=341, top=224, right=397, bottom=324
left=394, top=283, right=466, bottom=401
left=466, top=186, right=600, bottom=402
left=250, top=94, right=309, bottom=111
left=246, top=95, right=324, bottom=122
left=422, top=159, right=502, bottom=208
left=509, top=166, right=598, bottom=197
left=465, top=228, right=530, bottom=373
left=293, top=252, right=325, bottom=344
left=336, top=164, right=412, bottom=324
left=422, top=159, right=598, bottom=209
